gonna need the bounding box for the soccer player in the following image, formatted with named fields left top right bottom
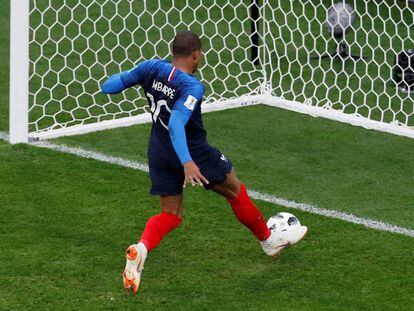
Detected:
left=102, top=31, right=307, bottom=294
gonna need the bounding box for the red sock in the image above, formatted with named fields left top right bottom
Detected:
left=227, top=184, right=271, bottom=241
left=139, top=212, right=181, bottom=253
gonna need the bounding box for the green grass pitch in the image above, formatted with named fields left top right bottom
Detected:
left=1, top=140, right=413, bottom=310
left=1, top=1, right=414, bottom=310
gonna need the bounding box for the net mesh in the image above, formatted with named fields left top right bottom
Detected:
left=28, top=0, right=414, bottom=135
left=264, top=0, right=414, bottom=127
left=29, top=0, right=262, bottom=133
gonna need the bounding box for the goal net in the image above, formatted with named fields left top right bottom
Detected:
left=9, top=0, right=414, bottom=141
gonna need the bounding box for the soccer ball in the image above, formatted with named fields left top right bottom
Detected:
left=326, top=2, right=355, bottom=38
left=267, top=212, right=301, bottom=233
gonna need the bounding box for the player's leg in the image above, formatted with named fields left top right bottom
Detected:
left=123, top=195, right=183, bottom=293
left=123, top=147, right=185, bottom=294
left=140, top=194, right=183, bottom=251
left=212, top=168, right=307, bottom=257
left=211, top=168, right=271, bottom=241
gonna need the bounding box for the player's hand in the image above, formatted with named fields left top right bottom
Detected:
left=183, top=160, right=209, bottom=188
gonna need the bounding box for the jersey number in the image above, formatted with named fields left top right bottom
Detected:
left=147, top=93, right=172, bottom=130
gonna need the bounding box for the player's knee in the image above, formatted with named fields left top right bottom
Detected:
left=212, top=174, right=242, bottom=200
left=160, top=195, right=183, bottom=217
left=161, top=203, right=183, bottom=218
left=228, top=178, right=242, bottom=200
left=225, top=192, right=237, bottom=200
left=161, top=206, right=182, bottom=218
left=221, top=182, right=242, bottom=200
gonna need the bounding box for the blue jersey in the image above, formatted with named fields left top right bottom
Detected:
left=102, top=59, right=233, bottom=195
left=120, top=59, right=209, bottom=163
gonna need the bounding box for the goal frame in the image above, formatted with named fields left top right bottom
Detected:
left=8, top=0, right=414, bottom=143
left=9, top=0, right=30, bottom=144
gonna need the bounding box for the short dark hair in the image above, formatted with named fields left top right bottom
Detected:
left=172, top=31, right=202, bottom=57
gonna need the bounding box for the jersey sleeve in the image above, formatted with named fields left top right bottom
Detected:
left=172, top=82, right=205, bottom=118
left=120, top=59, right=157, bottom=88
left=168, top=81, right=204, bottom=164
left=101, top=59, right=157, bottom=94
left=101, top=73, right=126, bottom=94
left=168, top=110, right=192, bottom=164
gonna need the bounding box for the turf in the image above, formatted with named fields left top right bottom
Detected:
left=1, top=140, right=413, bottom=310
left=57, top=105, right=414, bottom=229
left=1, top=1, right=414, bottom=309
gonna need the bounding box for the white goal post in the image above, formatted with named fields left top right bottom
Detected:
left=8, top=0, right=414, bottom=143
left=9, top=0, right=30, bottom=144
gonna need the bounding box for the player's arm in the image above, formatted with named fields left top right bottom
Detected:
left=101, top=60, right=152, bottom=94
left=168, top=110, right=192, bottom=164
left=168, top=86, right=209, bottom=187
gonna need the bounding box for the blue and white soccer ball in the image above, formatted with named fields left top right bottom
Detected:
left=267, top=212, right=301, bottom=233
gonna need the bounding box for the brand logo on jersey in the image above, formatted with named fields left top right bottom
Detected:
left=184, top=95, right=197, bottom=111
left=152, top=80, right=176, bottom=99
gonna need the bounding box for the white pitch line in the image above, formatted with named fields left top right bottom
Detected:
left=27, top=139, right=414, bottom=238
left=31, top=140, right=150, bottom=173
left=248, top=191, right=414, bottom=238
